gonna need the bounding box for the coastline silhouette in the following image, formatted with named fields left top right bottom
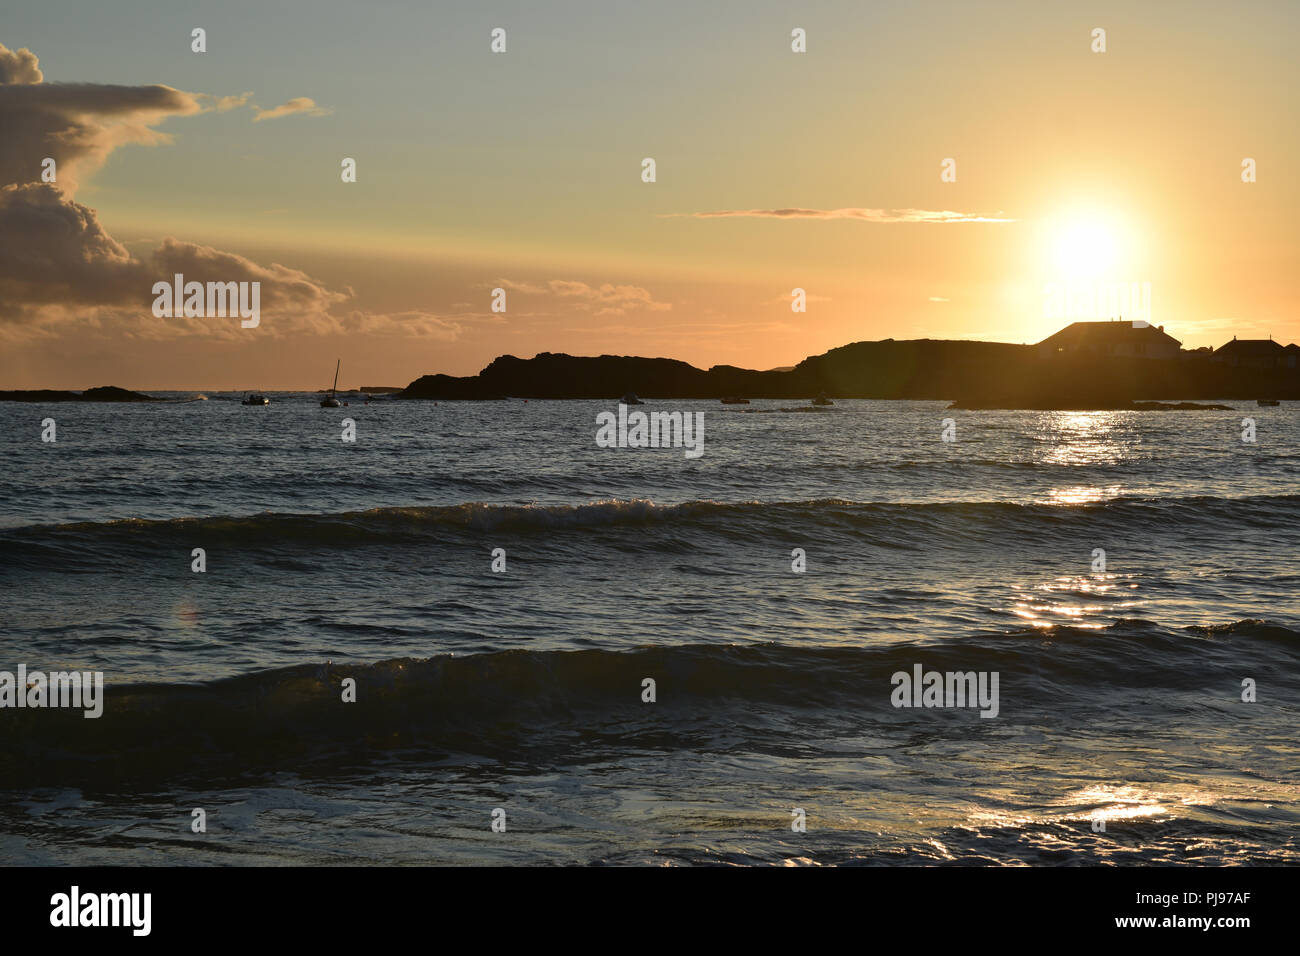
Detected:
left=6, top=320, right=1296, bottom=409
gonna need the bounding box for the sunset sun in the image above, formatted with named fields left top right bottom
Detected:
left=1050, top=215, right=1129, bottom=278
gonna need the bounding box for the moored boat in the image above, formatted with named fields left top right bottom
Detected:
left=321, top=360, right=342, bottom=407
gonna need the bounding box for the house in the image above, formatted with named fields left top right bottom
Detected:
left=1036, top=320, right=1182, bottom=359
left=1285, top=344, right=1299, bottom=369
left=1212, top=337, right=1287, bottom=368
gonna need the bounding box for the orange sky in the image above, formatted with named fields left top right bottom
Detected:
left=1, top=0, right=1296, bottom=388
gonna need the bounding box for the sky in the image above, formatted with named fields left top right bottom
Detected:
left=1, top=0, right=1296, bottom=389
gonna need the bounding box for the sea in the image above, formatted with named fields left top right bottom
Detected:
left=1, top=395, right=1297, bottom=865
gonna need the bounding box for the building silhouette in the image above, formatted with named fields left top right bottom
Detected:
left=1212, top=336, right=1288, bottom=368
left=1036, top=320, right=1182, bottom=360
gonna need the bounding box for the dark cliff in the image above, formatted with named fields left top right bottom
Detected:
left=396, top=339, right=1300, bottom=406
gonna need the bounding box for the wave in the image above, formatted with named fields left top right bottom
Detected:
left=4, top=493, right=1299, bottom=557
left=3, top=619, right=1295, bottom=788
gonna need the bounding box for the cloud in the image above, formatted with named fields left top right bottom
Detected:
left=0, top=44, right=42, bottom=84
left=565, top=319, right=795, bottom=338
left=0, top=183, right=349, bottom=331
left=0, top=45, right=367, bottom=338
left=495, top=278, right=671, bottom=316
left=666, top=208, right=1015, bottom=223
left=0, top=44, right=203, bottom=192
left=196, top=91, right=332, bottom=121
left=0, top=183, right=148, bottom=314
left=338, top=310, right=463, bottom=340
left=213, top=91, right=253, bottom=112
left=252, top=97, right=332, bottom=122
left=494, top=278, right=549, bottom=296
left=929, top=296, right=950, bottom=302
left=151, top=237, right=350, bottom=318
left=0, top=43, right=342, bottom=326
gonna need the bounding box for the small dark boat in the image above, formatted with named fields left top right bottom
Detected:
left=1257, top=399, right=1281, bottom=406
left=321, top=359, right=342, bottom=407
left=620, top=391, right=645, bottom=405
left=811, top=392, right=834, bottom=406
left=241, top=393, right=270, bottom=406
left=720, top=397, right=750, bottom=405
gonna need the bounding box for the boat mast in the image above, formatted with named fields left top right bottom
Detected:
left=331, top=359, right=340, bottom=397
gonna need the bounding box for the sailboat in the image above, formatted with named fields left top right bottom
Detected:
left=320, top=359, right=342, bottom=407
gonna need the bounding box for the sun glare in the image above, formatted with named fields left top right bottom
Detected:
left=1050, top=215, right=1127, bottom=278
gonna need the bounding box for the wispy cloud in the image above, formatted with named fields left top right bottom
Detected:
left=252, top=97, right=332, bottom=122
left=339, top=310, right=462, bottom=340
left=212, top=91, right=253, bottom=112
left=564, top=319, right=795, bottom=338
left=496, top=278, right=672, bottom=316
left=666, top=208, right=1015, bottom=223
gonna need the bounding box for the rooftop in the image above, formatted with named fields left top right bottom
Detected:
left=1214, top=338, right=1285, bottom=355
left=1037, top=321, right=1182, bottom=348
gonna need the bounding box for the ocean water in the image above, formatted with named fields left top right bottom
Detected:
left=1, top=395, right=1297, bottom=865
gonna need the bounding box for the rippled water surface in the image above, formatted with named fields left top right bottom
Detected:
left=1, top=396, right=1296, bottom=864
